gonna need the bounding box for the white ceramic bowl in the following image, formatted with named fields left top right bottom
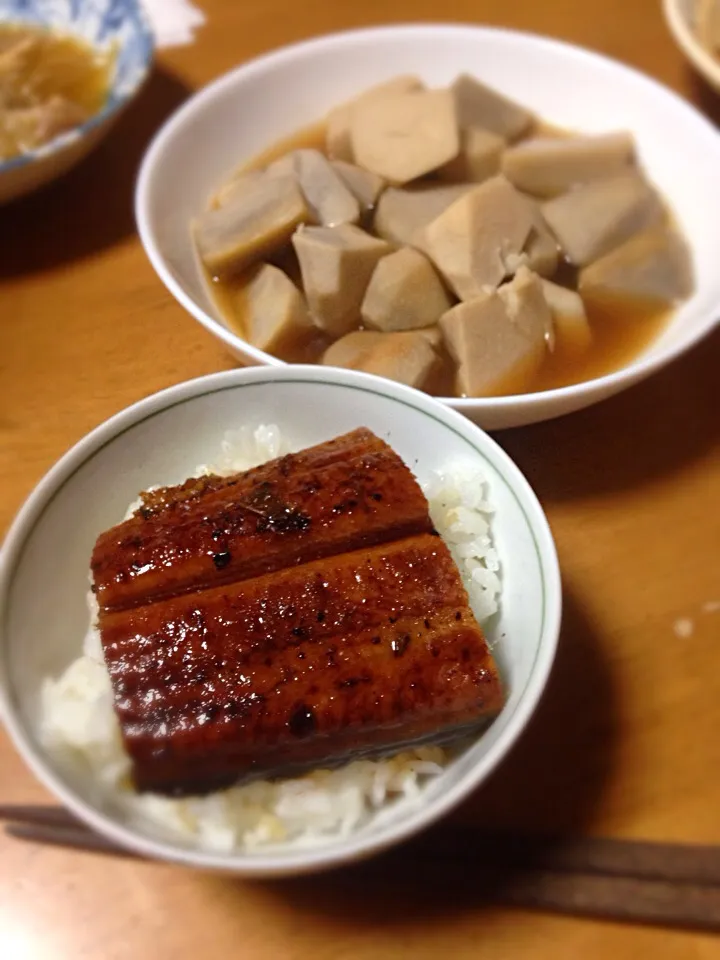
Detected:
left=136, top=23, right=720, bottom=430
left=0, top=0, right=153, bottom=205
left=0, top=366, right=560, bottom=876
left=664, top=0, right=720, bottom=92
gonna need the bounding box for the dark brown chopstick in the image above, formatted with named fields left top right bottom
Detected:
left=484, top=868, right=720, bottom=932
left=3, top=804, right=720, bottom=931
left=407, top=828, right=720, bottom=887
left=5, top=822, right=142, bottom=860
left=0, top=805, right=143, bottom=860
left=0, top=803, right=83, bottom=830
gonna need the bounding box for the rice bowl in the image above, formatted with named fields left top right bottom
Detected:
left=0, top=366, right=560, bottom=875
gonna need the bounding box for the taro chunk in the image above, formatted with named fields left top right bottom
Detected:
left=350, top=89, right=460, bottom=185
left=504, top=196, right=559, bottom=279
left=541, top=279, right=591, bottom=353
left=502, top=132, right=635, bottom=198
left=541, top=171, right=663, bottom=266
left=374, top=184, right=473, bottom=247
left=440, top=290, right=545, bottom=397
left=451, top=74, right=533, bottom=141
left=325, top=75, right=425, bottom=161
left=194, top=173, right=309, bottom=277
left=292, top=224, right=391, bottom=336
left=331, top=160, right=386, bottom=211
left=498, top=266, right=554, bottom=349
left=264, top=154, right=296, bottom=179
left=524, top=200, right=560, bottom=277
left=361, top=247, right=452, bottom=332
left=579, top=229, right=693, bottom=307
left=240, top=264, right=316, bottom=354
left=439, top=126, right=504, bottom=183
left=323, top=329, right=441, bottom=381
left=355, top=331, right=438, bottom=389
left=421, top=175, right=534, bottom=299
left=209, top=169, right=265, bottom=210
left=322, top=330, right=385, bottom=368
left=281, top=149, right=360, bottom=226
left=417, top=326, right=443, bottom=349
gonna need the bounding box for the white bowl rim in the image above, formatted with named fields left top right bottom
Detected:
left=0, top=365, right=561, bottom=875
left=136, top=21, right=720, bottom=415
left=0, top=3, right=155, bottom=178
left=663, top=0, right=720, bottom=89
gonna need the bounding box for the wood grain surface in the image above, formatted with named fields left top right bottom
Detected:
left=1, top=0, right=719, bottom=957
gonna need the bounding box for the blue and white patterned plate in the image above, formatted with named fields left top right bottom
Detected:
left=0, top=0, right=154, bottom=190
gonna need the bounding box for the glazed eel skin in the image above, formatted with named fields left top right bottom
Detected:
left=91, top=429, right=504, bottom=796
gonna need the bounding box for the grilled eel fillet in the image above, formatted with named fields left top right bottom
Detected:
left=92, top=428, right=433, bottom=612
left=91, top=429, right=504, bottom=795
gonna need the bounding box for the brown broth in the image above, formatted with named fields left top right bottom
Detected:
left=205, top=123, right=326, bottom=208
left=533, top=299, right=672, bottom=393
left=241, top=122, right=328, bottom=172
left=204, top=120, right=681, bottom=398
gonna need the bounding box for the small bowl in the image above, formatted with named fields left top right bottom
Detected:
left=136, top=24, right=720, bottom=430
left=0, top=0, right=154, bottom=205
left=0, top=366, right=560, bottom=876
left=664, top=0, right=720, bottom=93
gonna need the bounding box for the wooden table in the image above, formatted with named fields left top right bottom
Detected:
left=1, top=0, right=719, bottom=956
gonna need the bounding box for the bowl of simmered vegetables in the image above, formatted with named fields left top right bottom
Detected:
left=136, top=24, right=720, bottom=429
left=0, top=0, right=153, bottom=204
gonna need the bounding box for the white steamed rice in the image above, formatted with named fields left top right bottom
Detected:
left=39, top=426, right=501, bottom=853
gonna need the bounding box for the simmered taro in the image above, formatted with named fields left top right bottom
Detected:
left=193, top=73, right=693, bottom=398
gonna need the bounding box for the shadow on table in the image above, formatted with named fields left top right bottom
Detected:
left=208, top=582, right=617, bottom=930
left=0, top=67, right=191, bottom=278
left=687, top=69, right=720, bottom=127
left=497, top=328, right=719, bottom=503
left=452, top=581, right=616, bottom=835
